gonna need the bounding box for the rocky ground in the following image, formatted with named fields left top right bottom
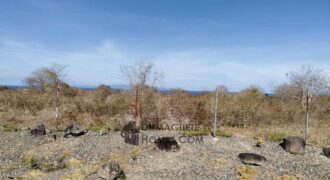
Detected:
left=0, top=130, right=329, bottom=180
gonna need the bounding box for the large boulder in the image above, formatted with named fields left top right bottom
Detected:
left=121, top=121, right=140, bottom=145
left=155, top=137, right=180, bottom=152
left=97, top=160, right=123, bottom=180
left=121, top=121, right=140, bottom=134
left=323, top=147, right=330, bottom=158
left=64, top=125, right=87, bottom=138
left=238, top=153, right=267, bottom=166
left=30, top=124, right=46, bottom=136
left=280, top=136, right=306, bottom=154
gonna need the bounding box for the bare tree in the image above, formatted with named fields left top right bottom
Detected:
left=120, top=60, right=164, bottom=87
left=274, top=83, right=302, bottom=114
left=25, top=64, right=67, bottom=92
left=120, top=60, right=164, bottom=128
left=25, top=68, right=52, bottom=92
left=49, top=64, right=67, bottom=130
left=25, top=63, right=67, bottom=129
left=274, top=83, right=302, bottom=102
left=212, top=85, right=229, bottom=137
left=287, top=64, right=329, bottom=142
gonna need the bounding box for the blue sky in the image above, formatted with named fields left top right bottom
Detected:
left=0, top=0, right=329, bottom=92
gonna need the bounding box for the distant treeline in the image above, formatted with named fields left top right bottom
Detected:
left=0, top=85, right=275, bottom=97
left=0, top=84, right=329, bottom=130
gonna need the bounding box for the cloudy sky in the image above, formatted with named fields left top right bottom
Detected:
left=0, top=0, right=329, bottom=92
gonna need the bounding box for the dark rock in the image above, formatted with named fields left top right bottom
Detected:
left=121, top=121, right=140, bottom=146
left=238, top=153, right=267, bottom=166
left=121, top=121, right=140, bottom=133
left=280, top=136, right=305, bottom=154
left=64, top=124, right=87, bottom=138
left=155, top=137, right=180, bottom=152
left=255, top=143, right=262, bottom=148
left=98, top=160, right=123, bottom=180
left=323, top=147, right=330, bottom=158
left=30, top=124, right=46, bottom=136
left=123, top=132, right=140, bottom=146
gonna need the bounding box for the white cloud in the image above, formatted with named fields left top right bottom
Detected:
left=1, top=39, right=329, bottom=92
left=153, top=44, right=330, bottom=91
left=0, top=39, right=130, bottom=86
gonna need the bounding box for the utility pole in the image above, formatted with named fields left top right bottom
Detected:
left=213, top=87, right=219, bottom=137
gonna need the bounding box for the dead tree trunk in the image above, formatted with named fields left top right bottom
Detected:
left=134, top=84, right=140, bottom=128
left=55, top=83, right=60, bottom=130
left=213, top=87, right=219, bottom=137
left=304, top=90, right=310, bottom=143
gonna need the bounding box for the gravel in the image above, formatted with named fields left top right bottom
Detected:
left=0, top=130, right=329, bottom=180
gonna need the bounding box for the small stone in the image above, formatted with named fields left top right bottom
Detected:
left=98, top=160, right=123, bottom=180
left=100, top=130, right=107, bottom=136
left=323, top=147, right=330, bottom=158
left=238, top=153, right=267, bottom=166
left=30, top=124, right=46, bottom=136
left=155, top=137, right=180, bottom=152
left=64, top=124, right=87, bottom=138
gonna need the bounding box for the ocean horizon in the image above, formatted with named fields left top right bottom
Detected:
left=0, top=85, right=276, bottom=96
left=0, top=85, right=211, bottom=96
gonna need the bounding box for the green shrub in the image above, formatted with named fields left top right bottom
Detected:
left=255, top=136, right=265, bottom=147
left=216, top=130, right=233, bottom=138
left=269, top=132, right=287, bottom=142
left=118, top=170, right=126, bottom=180
left=44, top=154, right=69, bottom=172
left=3, top=124, right=19, bottom=132
left=112, top=124, right=123, bottom=132
left=27, top=157, right=39, bottom=169
left=0, top=86, right=9, bottom=91
left=181, top=130, right=209, bottom=136
left=88, top=127, right=103, bottom=132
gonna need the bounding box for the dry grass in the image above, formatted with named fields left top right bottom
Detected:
left=203, top=157, right=229, bottom=170
left=237, top=166, right=259, bottom=180
left=110, top=152, right=129, bottom=169
left=0, top=87, right=329, bottom=146
left=86, top=164, right=101, bottom=175
left=222, top=125, right=330, bottom=147
left=268, top=173, right=306, bottom=180
left=68, top=158, right=86, bottom=167
left=129, top=143, right=156, bottom=161
left=27, top=170, right=47, bottom=179
left=60, top=168, right=88, bottom=180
